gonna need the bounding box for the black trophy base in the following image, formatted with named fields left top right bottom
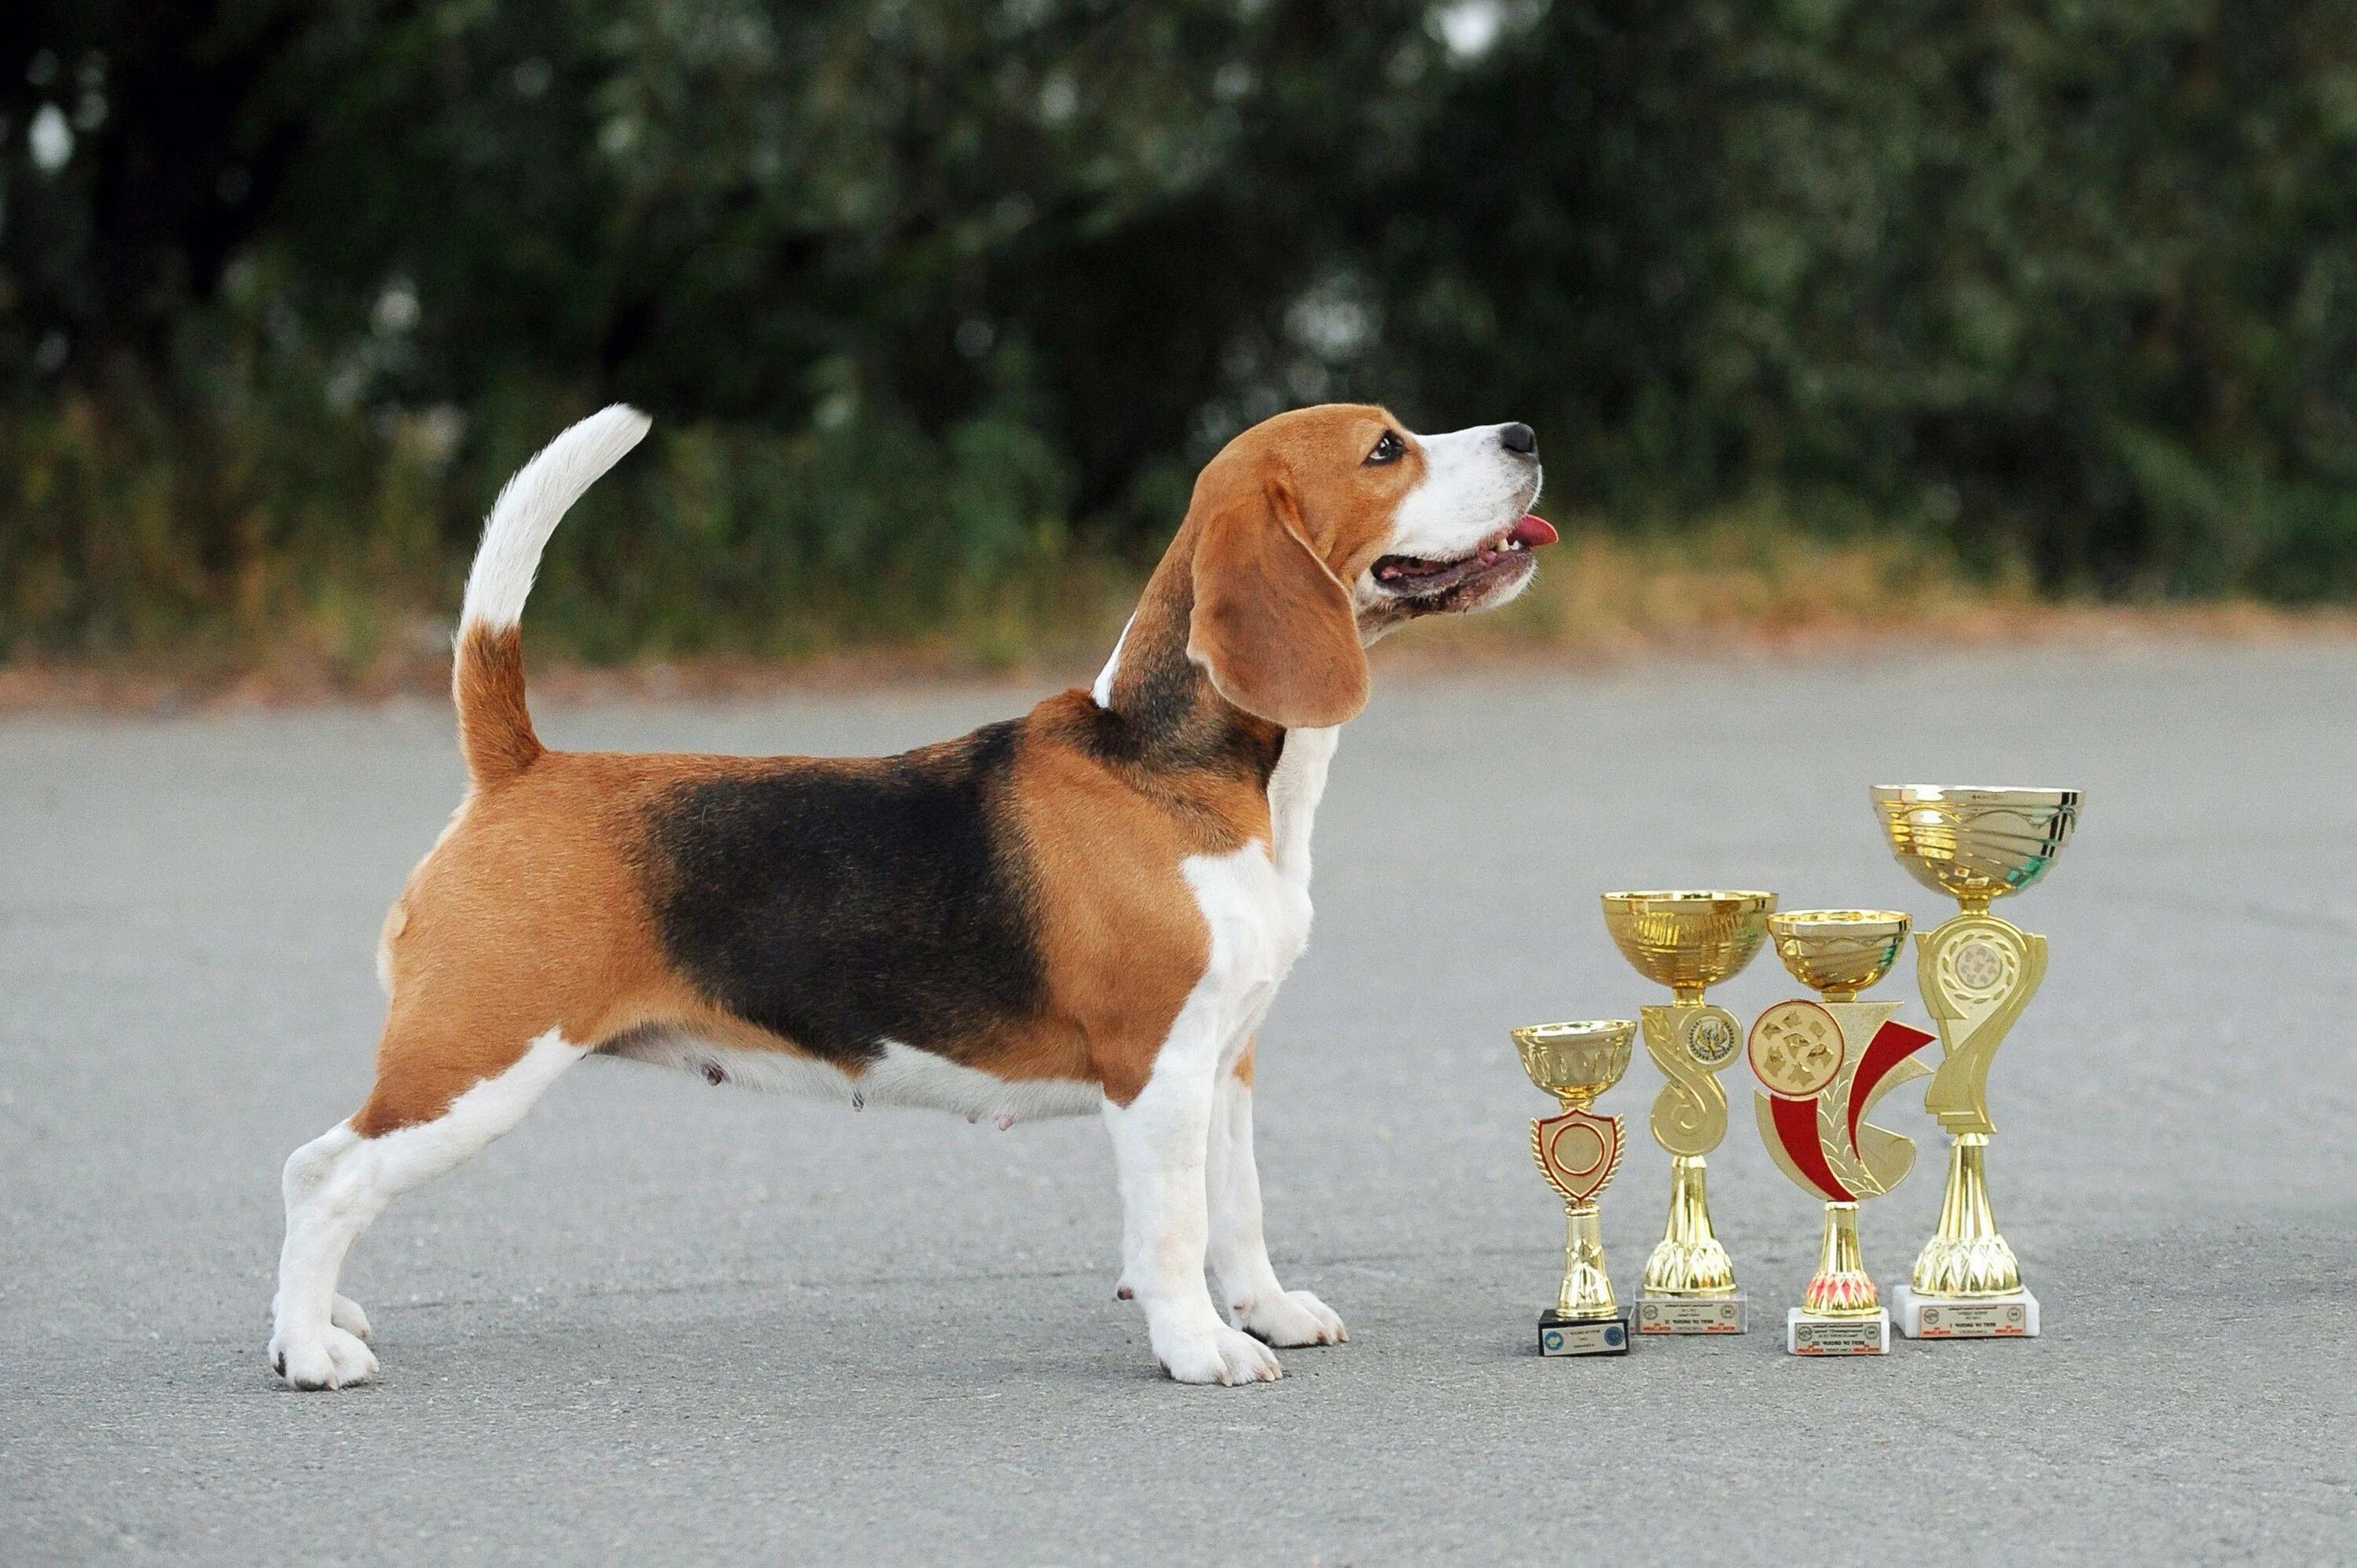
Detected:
left=1538, top=1309, right=1630, bottom=1357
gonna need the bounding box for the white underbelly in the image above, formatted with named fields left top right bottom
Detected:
left=607, top=1031, right=1104, bottom=1124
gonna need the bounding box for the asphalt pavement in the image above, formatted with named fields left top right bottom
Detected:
left=3, top=643, right=2352, bottom=1564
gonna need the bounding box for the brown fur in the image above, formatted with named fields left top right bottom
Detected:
left=358, top=752, right=699, bottom=1134
left=452, top=624, right=543, bottom=786
left=1189, top=472, right=1368, bottom=728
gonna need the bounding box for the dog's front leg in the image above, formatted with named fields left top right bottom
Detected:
left=1207, top=1045, right=1347, bottom=1348
left=1103, top=1013, right=1282, bottom=1385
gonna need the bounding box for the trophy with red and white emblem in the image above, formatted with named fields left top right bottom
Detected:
left=1749, top=912, right=1936, bottom=1355
left=1513, top=1020, right=1635, bottom=1357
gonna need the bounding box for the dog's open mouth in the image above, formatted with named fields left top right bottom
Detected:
left=1371, top=514, right=1559, bottom=598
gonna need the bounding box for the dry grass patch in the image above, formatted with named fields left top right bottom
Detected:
left=5, top=518, right=2350, bottom=713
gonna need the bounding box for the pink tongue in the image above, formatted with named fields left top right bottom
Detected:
left=1509, top=514, right=1558, bottom=548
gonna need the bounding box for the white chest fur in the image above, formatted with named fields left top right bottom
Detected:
left=1266, top=724, right=1336, bottom=885
left=1178, top=725, right=1336, bottom=1060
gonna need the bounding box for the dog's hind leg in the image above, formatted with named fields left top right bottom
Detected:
left=269, top=1028, right=585, bottom=1389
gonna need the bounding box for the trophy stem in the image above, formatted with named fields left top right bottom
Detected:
left=1556, top=1203, right=1618, bottom=1321
left=1802, top=1202, right=1880, bottom=1318
left=1910, top=1132, right=2022, bottom=1297
left=1640, top=1155, right=1736, bottom=1296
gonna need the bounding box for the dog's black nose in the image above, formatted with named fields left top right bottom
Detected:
left=1499, top=423, right=1537, bottom=456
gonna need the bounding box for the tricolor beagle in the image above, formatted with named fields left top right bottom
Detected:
left=269, top=403, right=1552, bottom=1389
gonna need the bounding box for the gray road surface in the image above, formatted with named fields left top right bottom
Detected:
left=4, top=645, right=2353, bottom=1564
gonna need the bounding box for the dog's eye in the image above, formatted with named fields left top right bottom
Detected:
left=1365, top=430, right=1404, bottom=466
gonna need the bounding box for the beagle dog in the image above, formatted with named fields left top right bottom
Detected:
left=269, top=403, right=1552, bottom=1389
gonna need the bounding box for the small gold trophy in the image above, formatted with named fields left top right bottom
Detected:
left=1601, top=891, right=1776, bottom=1335
left=1872, top=785, right=2081, bottom=1339
left=1512, top=1020, right=1636, bottom=1357
left=1750, top=910, right=1937, bottom=1354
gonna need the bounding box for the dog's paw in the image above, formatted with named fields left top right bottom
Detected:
left=269, top=1323, right=379, bottom=1390
left=1155, top=1321, right=1282, bottom=1386
left=1235, top=1288, right=1347, bottom=1348
left=330, top=1294, right=372, bottom=1342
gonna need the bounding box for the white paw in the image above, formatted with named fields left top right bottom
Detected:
left=269, top=1323, right=379, bottom=1390
left=1235, top=1288, right=1347, bottom=1348
left=331, top=1294, right=372, bottom=1342
left=1155, top=1320, right=1283, bottom=1386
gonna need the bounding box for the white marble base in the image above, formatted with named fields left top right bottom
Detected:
left=1786, top=1307, right=1890, bottom=1355
left=1891, top=1286, right=2040, bottom=1339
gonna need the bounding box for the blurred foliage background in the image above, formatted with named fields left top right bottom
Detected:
left=5, top=0, right=2355, bottom=672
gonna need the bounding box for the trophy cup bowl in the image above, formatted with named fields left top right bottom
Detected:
left=1869, top=786, right=2080, bottom=908
left=1766, top=910, right=1912, bottom=998
left=1600, top=891, right=1776, bottom=997
left=1513, top=1020, right=1636, bottom=1105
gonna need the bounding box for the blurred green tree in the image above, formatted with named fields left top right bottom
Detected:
left=4, top=0, right=2354, bottom=663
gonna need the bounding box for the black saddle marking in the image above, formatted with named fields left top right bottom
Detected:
left=645, top=722, right=1044, bottom=1064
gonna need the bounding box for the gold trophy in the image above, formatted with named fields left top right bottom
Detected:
left=1601, top=891, right=1776, bottom=1335
left=1750, top=910, right=1937, bottom=1354
left=1872, top=785, right=2081, bottom=1339
left=1512, top=1020, right=1636, bottom=1357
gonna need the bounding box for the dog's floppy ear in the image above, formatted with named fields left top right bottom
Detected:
left=1186, top=468, right=1369, bottom=729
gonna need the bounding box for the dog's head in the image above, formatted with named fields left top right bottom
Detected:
left=1183, top=404, right=1552, bottom=729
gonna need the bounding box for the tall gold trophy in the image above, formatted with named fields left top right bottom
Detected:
left=1601, top=891, right=1776, bottom=1335
left=1512, top=1020, right=1636, bottom=1357
left=1872, top=785, right=2081, bottom=1339
left=1750, top=911, right=1937, bottom=1354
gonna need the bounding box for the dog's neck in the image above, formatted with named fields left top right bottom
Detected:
left=1091, top=564, right=1287, bottom=787
left=1090, top=589, right=1335, bottom=884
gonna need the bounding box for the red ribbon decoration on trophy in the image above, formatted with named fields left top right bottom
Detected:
left=1769, top=1096, right=1853, bottom=1201
left=1848, top=1017, right=1936, bottom=1148
left=1765, top=1018, right=1937, bottom=1202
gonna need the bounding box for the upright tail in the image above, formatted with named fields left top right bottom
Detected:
left=453, top=405, right=651, bottom=786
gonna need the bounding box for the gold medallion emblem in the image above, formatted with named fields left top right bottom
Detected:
left=1748, top=999, right=1843, bottom=1098
left=1681, top=1009, right=1739, bottom=1068
left=1950, top=937, right=2009, bottom=993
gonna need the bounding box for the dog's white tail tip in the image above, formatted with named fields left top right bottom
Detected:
left=459, top=404, right=651, bottom=633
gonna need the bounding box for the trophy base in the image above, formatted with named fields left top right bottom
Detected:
left=1539, top=1310, right=1630, bottom=1357
left=1786, top=1307, right=1890, bottom=1356
left=1891, top=1285, right=2040, bottom=1339
left=1633, top=1293, right=1746, bottom=1335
